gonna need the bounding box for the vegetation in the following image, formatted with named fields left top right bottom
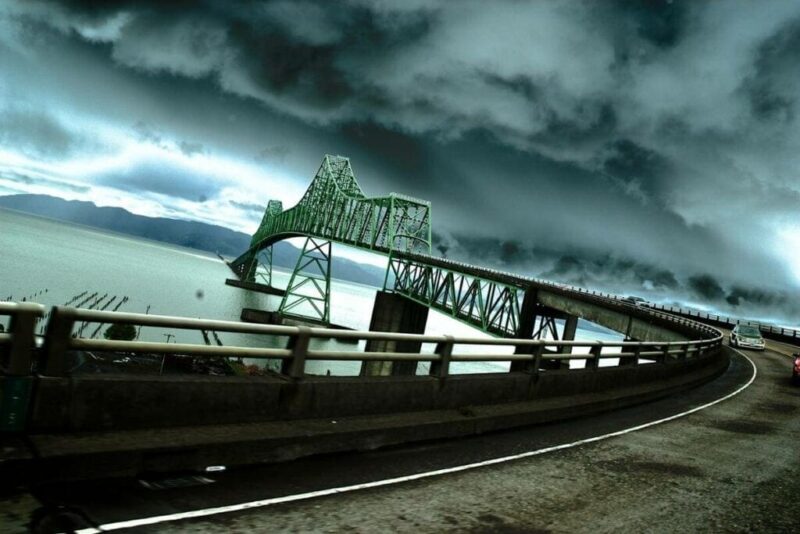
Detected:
left=103, top=323, right=137, bottom=341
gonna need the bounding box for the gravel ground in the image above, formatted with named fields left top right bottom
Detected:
left=154, top=346, right=799, bottom=533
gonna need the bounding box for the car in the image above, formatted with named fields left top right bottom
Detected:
left=729, top=324, right=766, bottom=350
left=793, top=354, right=800, bottom=385
left=623, top=296, right=648, bottom=307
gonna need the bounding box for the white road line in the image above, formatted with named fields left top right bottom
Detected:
left=76, top=351, right=758, bottom=533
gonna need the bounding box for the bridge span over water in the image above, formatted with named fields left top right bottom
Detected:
left=226, top=155, right=697, bottom=376
left=0, top=155, right=733, bottom=494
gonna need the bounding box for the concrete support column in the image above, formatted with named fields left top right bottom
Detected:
left=619, top=316, right=637, bottom=365
left=560, top=315, right=578, bottom=354
left=510, top=288, right=538, bottom=373
left=360, top=291, right=429, bottom=377
left=538, top=315, right=570, bottom=371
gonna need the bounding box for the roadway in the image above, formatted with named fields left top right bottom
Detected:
left=1, top=340, right=792, bottom=533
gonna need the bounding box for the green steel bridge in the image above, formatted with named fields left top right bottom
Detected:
left=229, top=155, right=693, bottom=345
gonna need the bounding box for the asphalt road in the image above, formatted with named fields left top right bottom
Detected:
left=4, top=342, right=797, bottom=532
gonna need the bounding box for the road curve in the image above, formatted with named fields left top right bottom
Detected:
left=16, top=343, right=796, bottom=533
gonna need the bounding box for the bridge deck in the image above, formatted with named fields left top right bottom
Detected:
left=11, top=344, right=797, bottom=532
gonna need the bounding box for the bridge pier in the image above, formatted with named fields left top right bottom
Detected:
left=512, top=290, right=573, bottom=371
left=360, top=291, right=429, bottom=377
left=511, top=288, right=538, bottom=373
left=561, top=314, right=578, bottom=353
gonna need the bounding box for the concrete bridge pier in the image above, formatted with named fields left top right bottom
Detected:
left=510, top=288, right=538, bottom=373
left=560, top=314, right=578, bottom=353
left=360, top=291, right=429, bottom=376
left=537, top=314, right=576, bottom=370
left=512, top=289, right=576, bottom=372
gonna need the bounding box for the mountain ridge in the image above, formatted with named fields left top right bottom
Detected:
left=0, top=194, right=386, bottom=287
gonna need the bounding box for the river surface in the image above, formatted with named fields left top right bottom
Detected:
left=0, top=208, right=623, bottom=374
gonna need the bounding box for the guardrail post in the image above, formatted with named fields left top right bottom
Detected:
left=282, top=326, right=310, bottom=379
left=5, top=305, right=42, bottom=376
left=681, top=343, right=690, bottom=360
left=1, top=304, right=44, bottom=433
left=532, top=343, right=544, bottom=375
left=429, top=335, right=454, bottom=379
left=660, top=344, right=670, bottom=364
left=588, top=345, right=602, bottom=370
left=40, top=307, right=76, bottom=376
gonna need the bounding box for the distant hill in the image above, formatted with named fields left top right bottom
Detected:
left=0, top=194, right=386, bottom=287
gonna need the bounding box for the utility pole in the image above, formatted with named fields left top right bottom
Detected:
left=136, top=305, right=151, bottom=340
left=160, top=332, right=174, bottom=375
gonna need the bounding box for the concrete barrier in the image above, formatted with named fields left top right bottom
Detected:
left=26, top=350, right=725, bottom=433
left=2, top=348, right=728, bottom=484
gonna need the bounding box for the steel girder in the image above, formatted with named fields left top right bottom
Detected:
left=387, top=256, right=524, bottom=337
left=236, top=155, right=431, bottom=266
left=279, top=238, right=332, bottom=325
left=255, top=247, right=274, bottom=287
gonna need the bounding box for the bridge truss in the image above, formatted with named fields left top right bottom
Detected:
left=230, top=155, right=431, bottom=325
left=387, top=255, right=524, bottom=337
left=229, top=155, right=585, bottom=338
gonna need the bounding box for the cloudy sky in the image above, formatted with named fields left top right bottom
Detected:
left=1, top=0, right=799, bottom=323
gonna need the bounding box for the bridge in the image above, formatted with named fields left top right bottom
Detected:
left=226, top=155, right=698, bottom=373
left=2, top=155, right=797, bottom=530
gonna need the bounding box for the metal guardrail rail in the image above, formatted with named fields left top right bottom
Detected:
left=1, top=298, right=723, bottom=380
left=646, top=303, right=800, bottom=341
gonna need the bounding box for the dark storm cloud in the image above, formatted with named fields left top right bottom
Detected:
left=340, top=121, right=430, bottom=178
left=0, top=108, right=80, bottom=157
left=228, top=200, right=264, bottom=213
left=742, top=17, right=800, bottom=123
left=0, top=170, right=91, bottom=194
left=611, top=0, right=689, bottom=49
left=687, top=274, right=725, bottom=302
left=598, top=139, right=672, bottom=205
left=178, top=140, right=205, bottom=156
left=434, top=232, right=680, bottom=292
left=256, top=145, right=290, bottom=163
left=95, top=163, right=224, bottom=202
left=543, top=255, right=680, bottom=291
left=725, top=286, right=786, bottom=308
left=131, top=121, right=163, bottom=146
left=5, top=0, right=800, bottom=322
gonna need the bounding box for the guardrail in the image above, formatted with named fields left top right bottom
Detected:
left=2, top=295, right=727, bottom=461
left=2, top=299, right=723, bottom=381
left=645, top=303, right=799, bottom=343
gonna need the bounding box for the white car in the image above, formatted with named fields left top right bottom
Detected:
left=730, top=325, right=766, bottom=350
left=623, top=296, right=648, bottom=307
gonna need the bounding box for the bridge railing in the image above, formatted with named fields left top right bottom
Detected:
left=1, top=303, right=724, bottom=380
left=0, top=302, right=45, bottom=376
left=644, top=303, right=800, bottom=342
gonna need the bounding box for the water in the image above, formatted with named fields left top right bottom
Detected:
left=0, top=208, right=623, bottom=374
